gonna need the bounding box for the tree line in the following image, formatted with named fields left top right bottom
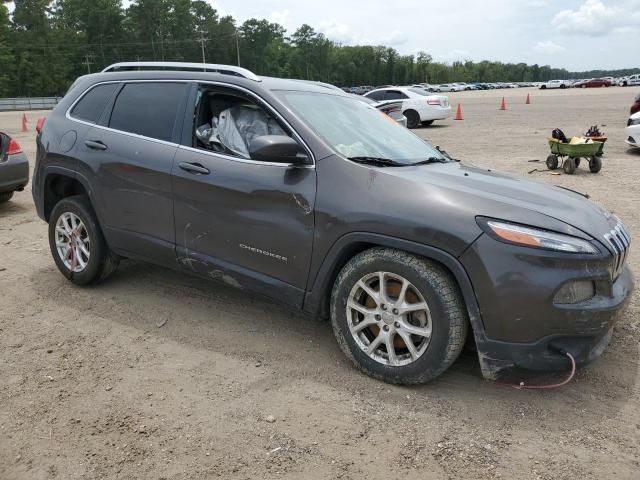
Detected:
left=1, top=0, right=638, bottom=97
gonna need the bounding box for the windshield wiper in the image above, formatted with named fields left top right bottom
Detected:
left=408, top=157, right=448, bottom=166
left=347, top=156, right=407, bottom=167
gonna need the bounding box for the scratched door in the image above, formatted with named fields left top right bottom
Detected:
left=171, top=146, right=317, bottom=290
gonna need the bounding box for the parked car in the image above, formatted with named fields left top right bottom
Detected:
left=33, top=61, right=633, bottom=385
left=627, top=112, right=640, bottom=148
left=539, top=80, right=569, bottom=89
left=357, top=95, right=407, bottom=128
left=619, top=74, right=640, bottom=87
left=577, top=78, right=611, bottom=88
left=631, top=92, right=640, bottom=115
left=0, top=132, right=29, bottom=203
left=433, top=84, right=462, bottom=92
left=364, top=86, right=451, bottom=128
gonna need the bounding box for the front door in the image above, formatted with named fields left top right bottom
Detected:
left=171, top=85, right=316, bottom=306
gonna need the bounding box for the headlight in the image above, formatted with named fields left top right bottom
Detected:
left=628, top=117, right=640, bottom=126
left=478, top=219, right=598, bottom=254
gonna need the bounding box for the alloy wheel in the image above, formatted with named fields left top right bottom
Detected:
left=346, top=271, right=432, bottom=367
left=55, top=212, right=90, bottom=273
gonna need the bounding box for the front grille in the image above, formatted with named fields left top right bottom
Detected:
left=604, top=221, right=631, bottom=279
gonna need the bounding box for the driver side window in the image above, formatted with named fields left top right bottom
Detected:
left=193, top=87, right=290, bottom=160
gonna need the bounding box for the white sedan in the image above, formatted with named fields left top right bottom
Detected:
left=364, top=87, right=451, bottom=128
left=539, top=79, right=569, bottom=89
left=627, top=112, right=640, bottom=148
left=434, top=83, right=464, bottom=92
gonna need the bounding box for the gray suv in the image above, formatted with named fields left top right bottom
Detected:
left=32, top=62, right=634, bottom=384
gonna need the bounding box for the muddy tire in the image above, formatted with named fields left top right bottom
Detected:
left=546, top=154, right=558, bottom=170
left=330, top=248, right=468, bottom=384
left=563, top=157, right=576, bottom=174
left=0, top=191, right=14, bottom=203
left=48, top=195, right=118, bottom=286
left=589, top=156, right=602, bottom=173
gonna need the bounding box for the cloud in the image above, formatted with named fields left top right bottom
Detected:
left=434, top=49, right=472, bottom=63
left=532, top=40, right=566, bottom=55
left=551, top=0, right=640, bottom=36
left=267, top=10, right=292, bottom=30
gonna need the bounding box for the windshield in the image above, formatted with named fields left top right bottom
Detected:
left=275, top=91, right=445, bottom=164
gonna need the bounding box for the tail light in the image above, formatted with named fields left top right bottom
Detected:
left=36, top=116, right=46, bottom=134
left=7, top=137, right=22, bottom=155
left=427, top=98, right=441, bottom=106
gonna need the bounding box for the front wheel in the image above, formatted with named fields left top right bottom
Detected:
left=563, top=157, right=576, bottom=174
left=546, top=154, right=558, bottom=170
left=330, top=248, right=468, bottom=384
left=48, top=195, right=119, bottom=285
left=404, top=110, right=420, bottom=129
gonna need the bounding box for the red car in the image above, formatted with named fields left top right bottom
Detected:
left=631, top=92, right=640, bottom=115
left=577, top=78, right=611, bottom=88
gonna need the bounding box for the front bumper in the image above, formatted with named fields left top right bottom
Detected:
left=460, top=233, right=634, bottom=377
left=0, top=151, right=29, bottom=193
left=626, top=124, right=640, bottom=147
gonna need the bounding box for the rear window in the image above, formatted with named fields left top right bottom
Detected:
left=70, top=83, right=118, bottom=124
left=108, top=82, right=187, bottom=142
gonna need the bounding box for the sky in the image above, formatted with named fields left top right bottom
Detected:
left=6, top=0, right=639, bottom=71
left=209, top=0, right=640, bottom=71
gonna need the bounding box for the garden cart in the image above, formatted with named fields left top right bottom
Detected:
left=546, top=138, right=603, bottom=174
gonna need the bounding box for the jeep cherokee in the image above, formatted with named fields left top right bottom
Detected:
left=32, top=62, right=634, bottom=384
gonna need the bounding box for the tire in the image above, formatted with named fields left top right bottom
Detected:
left=540, top=85, right=547, bottom=90
left=421, top=120, right=434, bottom=126
left=574, top=158, right=581, bottom=167
left=404, top=110, right=420, bottom=129
left=330, top=248, right=468, bottom=384
left=546, top=154, right=558, bottom=170
left=560, top=84, right=566, bottom=89
left=589, top=156, right=602, bottom=173
left=48, top=195, right=119, bottom=285
left=0, top=191, right=14, bottom=203
left=563, top=157, right=576, bottom=174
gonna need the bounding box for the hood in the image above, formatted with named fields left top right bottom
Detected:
left=384, top=161, right=617, bottom=242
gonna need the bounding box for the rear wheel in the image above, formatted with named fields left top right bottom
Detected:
left=560, top=84, right=566, bottom=89
left=0, top=191, right=14, bottom=203
left=563, top=157, right=576, bottom=174
left=330, top=248, right=468, bottom=384
left=404, top=110, right=420, bottom=129
left=546, top=154, right=558, bottom=170
left=48, top=195, right=118, bottom=285
left=589, top=156, right=602, bottom=173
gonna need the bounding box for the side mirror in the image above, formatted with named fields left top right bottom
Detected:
left=248, top=135, right=309, bottom=164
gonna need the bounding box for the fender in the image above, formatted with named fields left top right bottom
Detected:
left=39, top=166, right=103, bottom=224
left=303, top=232, right=485, bottom=333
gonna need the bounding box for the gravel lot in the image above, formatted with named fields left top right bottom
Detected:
left=1, top=87, right=639, bottom=480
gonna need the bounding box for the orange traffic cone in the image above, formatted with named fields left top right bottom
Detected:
left=525, top=93, right=531, bottom=104
left=499, top=97, right=506, bottom=111
left=454, top=103, right=464, bottom=120
left=21, top=112, right=28, bottom=132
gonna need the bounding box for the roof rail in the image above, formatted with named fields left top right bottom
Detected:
left=101, top=62, right=261, bottom=82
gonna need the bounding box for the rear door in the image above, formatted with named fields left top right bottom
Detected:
left=77, top=81, right=189, bottom=264
left=171, top=84, right=317, bottom=306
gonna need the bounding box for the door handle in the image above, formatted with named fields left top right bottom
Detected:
left=178, top=162, right=210, bottom=175
left=85, top=140, right=107, bottom=151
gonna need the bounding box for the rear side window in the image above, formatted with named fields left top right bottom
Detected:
left=109, top=82, right=187, bottom=142
left=366, top=91, right=385, bottom=101
left=385, top=90, right=409, bottom=100
left=70, top=83, right=118, bottom=124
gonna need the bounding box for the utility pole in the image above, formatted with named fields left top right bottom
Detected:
left=82, top=54, right=94, bottom=74
left=198, top=32, right=208, bottom=69
left=235, top=29, right=241, bottom=67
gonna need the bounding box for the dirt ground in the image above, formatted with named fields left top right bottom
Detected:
left=1, top=86, right=639, bottom=480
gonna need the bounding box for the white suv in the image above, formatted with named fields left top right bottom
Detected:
left=620, top=74, right=640, bottom=87
left=364, top=87, right=452, bottom=128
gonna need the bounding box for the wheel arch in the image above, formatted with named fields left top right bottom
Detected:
left=303, top=232, right=484, bottom=336
left=41, top=167, right=96, bottom=222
